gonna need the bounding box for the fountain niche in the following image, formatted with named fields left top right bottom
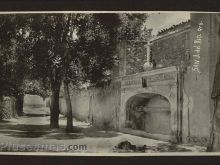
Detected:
left=125, top=93, right=171, bottom=135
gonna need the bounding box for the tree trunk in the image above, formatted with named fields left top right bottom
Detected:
left=64, top=80, right=73, bottom=133
left=50, top=82, right=61, bottom=129
left=16, top=94, right=24, bottom=116
left=0, top=94, right=4, bottom=120
left=0, top=94, right=3, bottom=108
left=11, top=97, right=18, bottom=118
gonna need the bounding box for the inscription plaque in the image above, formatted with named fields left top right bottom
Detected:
left=122, top=71, right=177, bottom=88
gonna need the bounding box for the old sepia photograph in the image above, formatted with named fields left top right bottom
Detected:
left=0, top=11, right=219, bottom=155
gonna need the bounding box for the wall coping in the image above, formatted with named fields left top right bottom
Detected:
left=149, top=25, right=190, bottom=43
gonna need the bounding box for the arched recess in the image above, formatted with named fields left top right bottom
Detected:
left=125, top=93, right=171, bottom=136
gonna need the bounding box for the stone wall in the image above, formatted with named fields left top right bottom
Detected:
left=59, top=90, right=90, bottom=122
left=59, top=80, right=121, bottom=129
left=179, top=14, right=209, bottom=145
left=181, top=13, right=217, bottom=146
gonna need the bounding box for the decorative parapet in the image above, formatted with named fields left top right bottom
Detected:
left=120, top=66, right=178, bottom=89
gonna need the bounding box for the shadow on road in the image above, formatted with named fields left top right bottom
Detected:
left=23, top=113, right=50, bottom=117
left=0, top=120, right=13, bottom=123
left=0, top=119, right=120, bottom=140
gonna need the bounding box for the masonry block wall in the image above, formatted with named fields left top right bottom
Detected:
left=182, top=13, right=220, bottom=146
left=151, top=28, right=190, bottom=68
left=181, top=13, right=211, bottom=145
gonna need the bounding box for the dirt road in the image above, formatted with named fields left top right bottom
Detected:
left=0, top=106, right=205, bottom=153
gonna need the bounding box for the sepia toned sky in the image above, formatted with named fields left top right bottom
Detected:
left=144, top=12, right=190, bottom=35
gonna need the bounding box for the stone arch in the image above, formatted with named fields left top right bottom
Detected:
left=120, top=85, right=178, bottom=142
left=125, top=93, right=171, bottom=135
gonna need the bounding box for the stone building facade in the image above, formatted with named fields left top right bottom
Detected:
left=60, top=13, right=220, bottom=146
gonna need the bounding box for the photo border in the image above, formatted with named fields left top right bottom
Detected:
left=0, top=0, right=219, bottom=164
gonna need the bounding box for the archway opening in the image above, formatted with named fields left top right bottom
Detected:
left=125, top=93, right=171, bottom=135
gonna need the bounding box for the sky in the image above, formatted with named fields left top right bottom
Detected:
left=144, top=12, right=190, bottom=35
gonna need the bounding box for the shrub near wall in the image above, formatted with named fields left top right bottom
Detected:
left=0, top=97, right=13, bottom=120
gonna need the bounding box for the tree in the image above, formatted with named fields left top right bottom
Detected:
left=0, top=13, right=149, bottom=129
left=29, top=13, right=149, bottom=131
left=93, top=13, right=150, bottom=76
left=29, top=14, right=64, bottom=128
left=0, top=14, right=31, bottom=117
left=24, top=79, right=50, bottom=100
left=29, top=13, right=115, bottom=131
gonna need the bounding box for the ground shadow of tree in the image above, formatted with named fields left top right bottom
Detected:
left=0, top=120, right=120, bottom=140
left=0, top=120, right=13, bottom=123
left=44, top=126, right=119, bottom=140
left=0, top=123, right=51, bottom=138
left=23, top=113, right=50, bottom=117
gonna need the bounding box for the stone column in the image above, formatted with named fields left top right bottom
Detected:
left=146, top=43, right=151, bottom=63
left=144, top=42, right=153, bottom=71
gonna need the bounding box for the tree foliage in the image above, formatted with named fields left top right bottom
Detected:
left=0, top=13, right=149, bottom=127
left=24, top=80, right=50, bottom=99
left=0, top=14, right=33, bottom=117
left=0, top=14, right=32, bottom=97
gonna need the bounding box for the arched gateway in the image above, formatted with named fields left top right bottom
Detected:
left=119, top=66, right=181, bottom=142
